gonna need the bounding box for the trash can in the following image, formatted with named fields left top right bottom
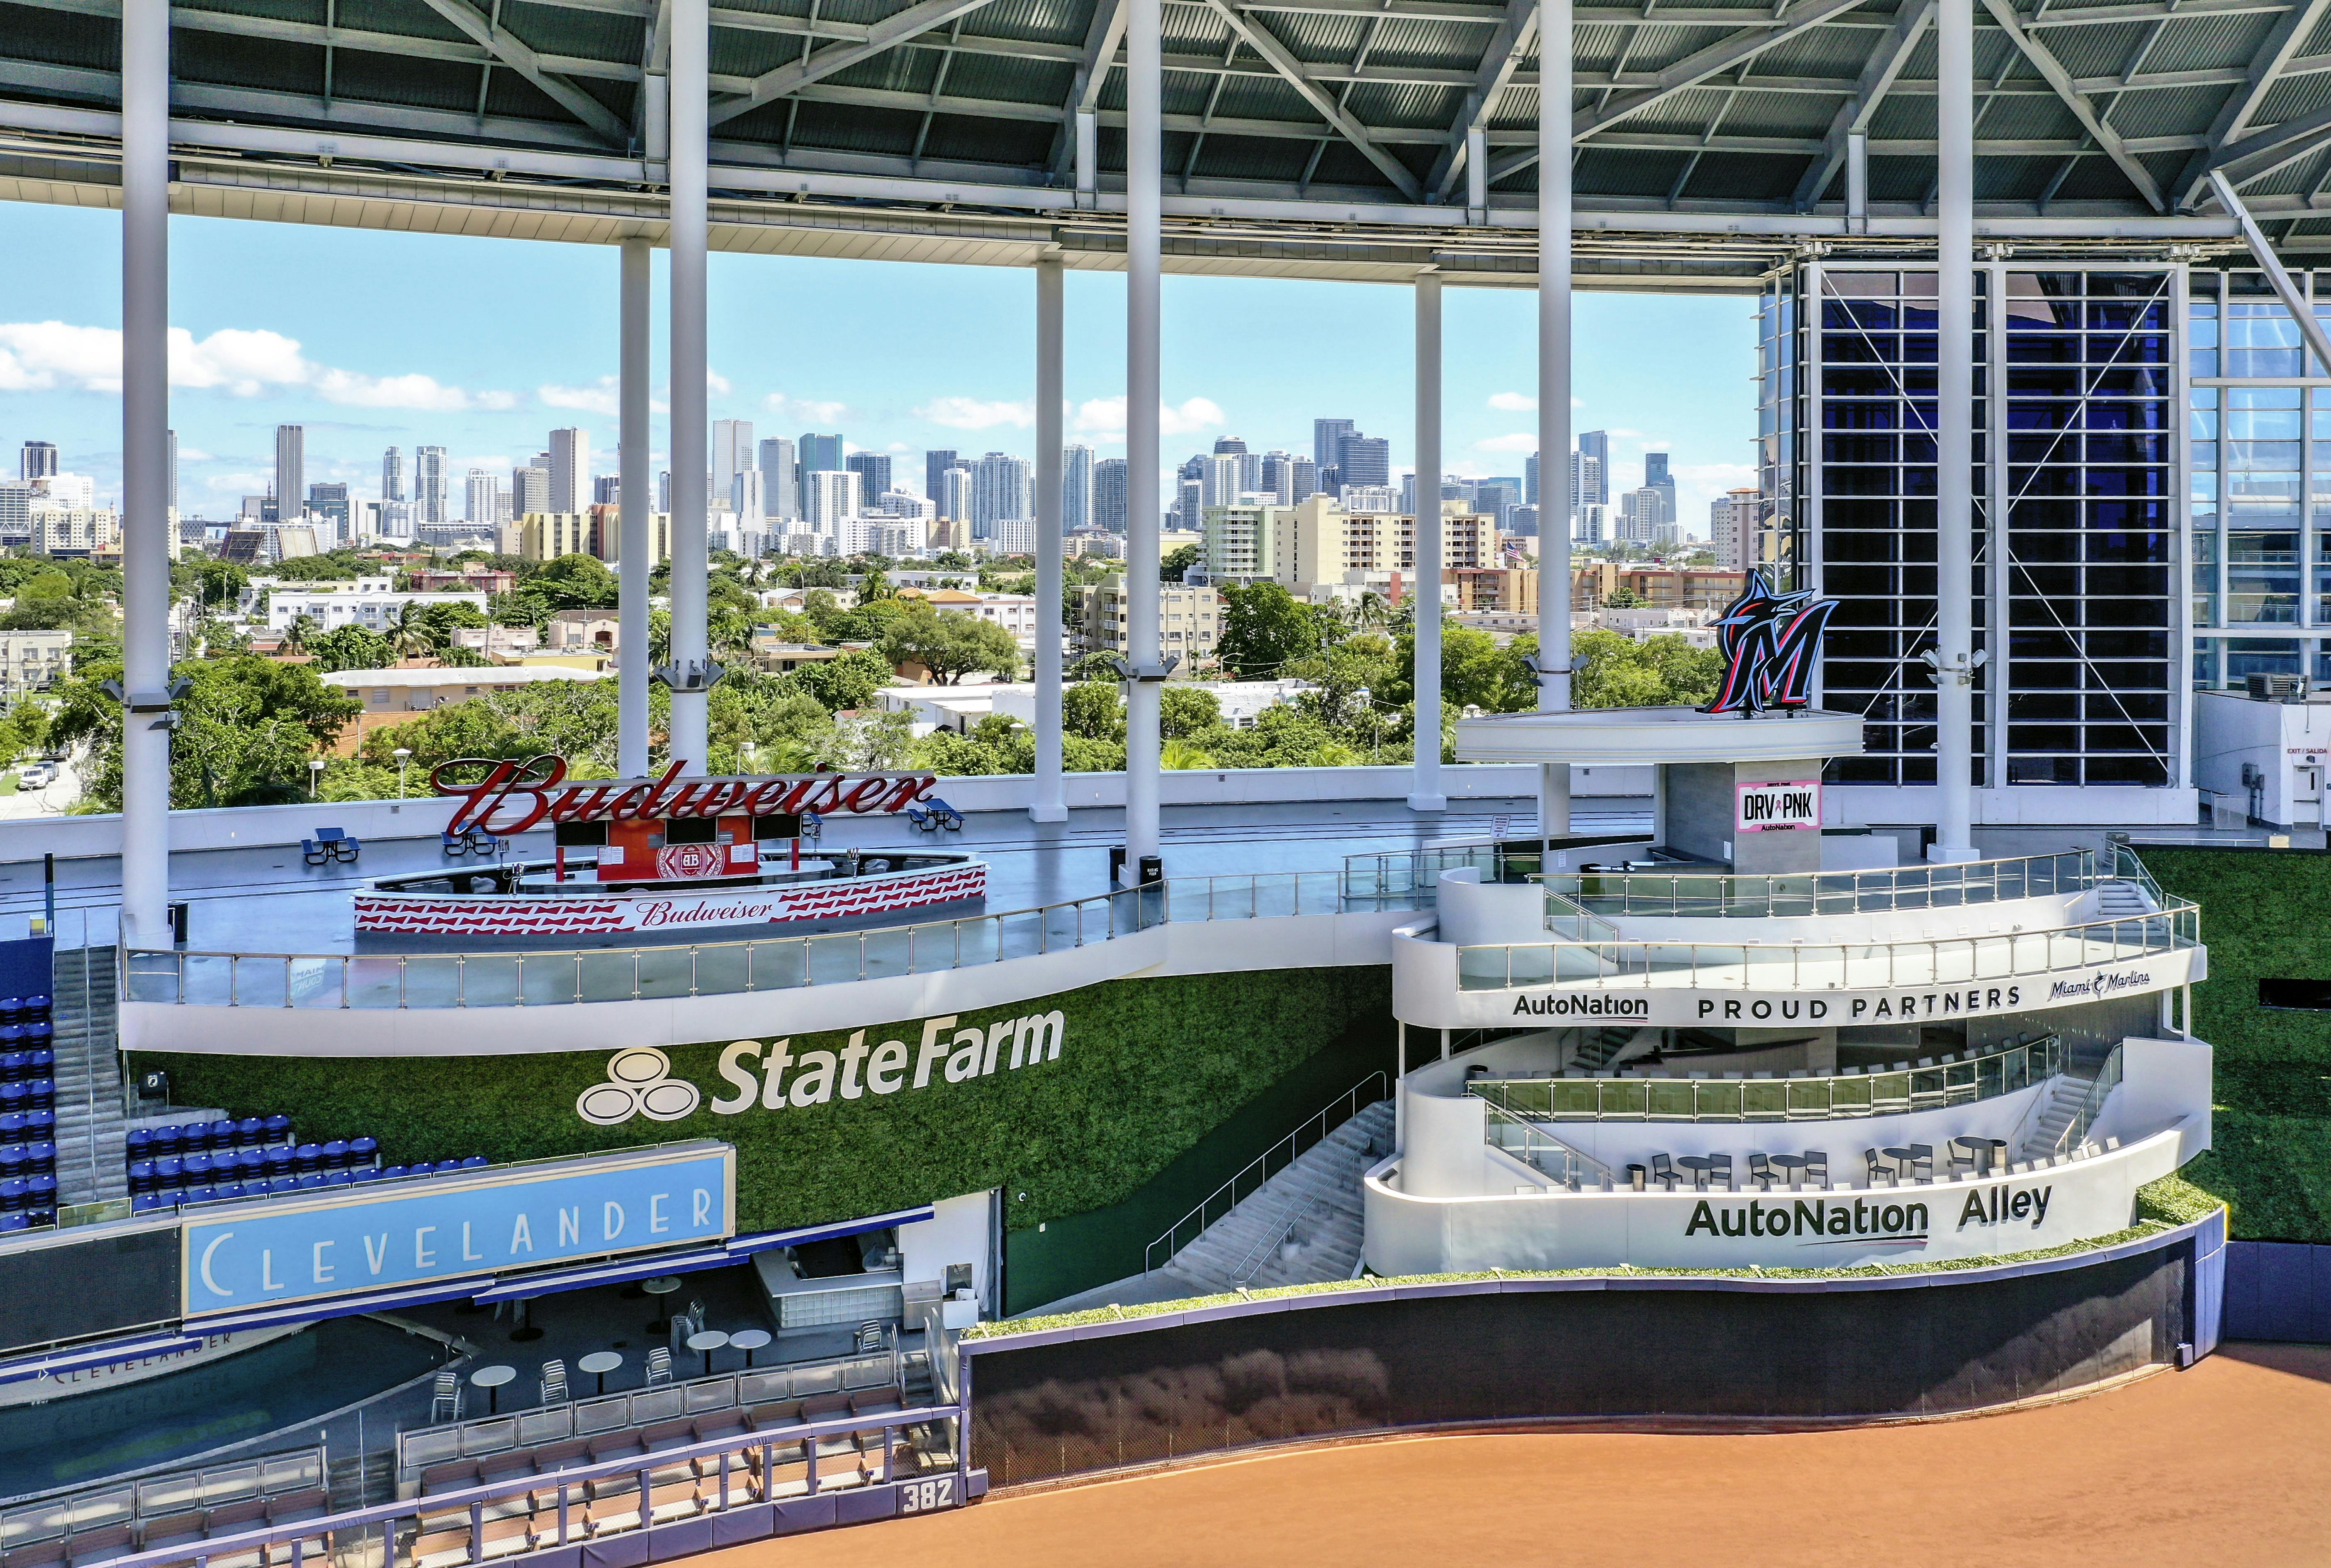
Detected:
left=1627, top=1163, right=1647, bottom=1192
left=1139, top=855, right=1163, bottom=887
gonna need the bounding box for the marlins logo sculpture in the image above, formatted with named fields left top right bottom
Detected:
left=1700, top=571, right=1839, bottom=717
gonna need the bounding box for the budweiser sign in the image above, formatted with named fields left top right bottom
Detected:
left=431, top=756, right=939, bottom=836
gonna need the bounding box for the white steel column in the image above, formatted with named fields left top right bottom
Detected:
left=665, top=0, right=710, bottom=773
left=1932, top=0, right=1978, bottom=861
left=1032, top=254, right=1068, bottom=823
left=119, top=0, right=172, bottom=947
left=1535, top=0, right=1574, bottom=844
left=618, top=236, right=653, bottom=780
left=1122, top=0, right=1163, bottom=883
left=1411, top=269, right=1446, bottom=813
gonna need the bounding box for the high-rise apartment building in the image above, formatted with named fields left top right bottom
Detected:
left=308, top=481, right=349, bottom=543
left=1569, top=451, right=1603, bottom=518
left=939, top=467, right=975, bottom=528
left=275, top=425, right=305, bottom=518
left=845, top=452, right=891, bottom=501
left=1063, top=445, right=1093, bottom=530
left=382, top=447, right=405, bottom=503
left=732, top=469, right=765, bottom=527
left=1177, top=478, right=1203, bottom=533
left=512, top=465, right=551, bottom=517
left=1643, top=451, right=1676, bottom=524
left=465, top=468, right=499, bottom=525
left=1094, top=457, right=1128, bottom=532
left=19, top=441, right=56, bottom=481
left=1202, top=454, right=1241, bottom=509
left=1312, top=420, right=1355, bottom=472
left=1213, top=436, right=1248, bottom=457
left=798, top=433, right=845, bottom=476
left=594, top=475, right=620, bottom=505
left=971, top=452, right=1032, bottom=537
left=549, top=428, right=590, bottom=513
left=1525, top=453, right=1539, bottom=507
left=414, top=446, right=448, bottom=525
left=925, top=449, right=959, bottom=503
left=710, top=420, right=753, bottom=501
left=803, top=469, right=860, bottom=535
left=1578, top=430, right=1611, bottom=503
left=760, top=438, right=798, bottom=520
left=1709, top=488, right=1758, bottom=569
left=1339, top=435, right=1391, bottom=489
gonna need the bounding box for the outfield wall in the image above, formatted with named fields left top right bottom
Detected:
left=965, top=1211, right=2226, bottom=1486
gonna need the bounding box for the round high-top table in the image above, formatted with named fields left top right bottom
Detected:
left=577, top=1351, right=623, bottom=1396
left=686, top=1329, right=729, bottom=1378
left=470, top=1363, right=516, bottom=1415
left=728, top=1329, right=771, bottom=1368
left=642, top=1276, right=684, bottom=1334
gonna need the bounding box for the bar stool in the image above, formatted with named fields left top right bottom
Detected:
left=29, top=1141, right=55, bottom=1173
left=235, top=1116, right=263, bottom=1148
left=293, top=1142, right=323, bottom=1174
left=321, top=1139, right=349, bottom=1171
left=263, top=1113, right=293, bottom=1144
left=350, top=1135, right=379, bottom=1168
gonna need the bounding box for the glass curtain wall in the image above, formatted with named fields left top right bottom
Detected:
left=2187, top=270, right=2331, bottom=688
left=1761, top=263, right=2181, bottom=793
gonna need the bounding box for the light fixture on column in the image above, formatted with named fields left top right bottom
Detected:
left=652, top=660, right=727, bottom=693
left=100, top=676, right=191, bottom=732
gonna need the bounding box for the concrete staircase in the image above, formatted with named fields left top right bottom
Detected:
left=1572, top=1027, right=1636, bottom=1070
left=2016, top=1072, right=2097, bottom=1163
left=1160, top=1101, right=1393, bottom=1295
left=49, top=946, right=128, bottom=1206
left=2094, top=880, right=2156, bottom=919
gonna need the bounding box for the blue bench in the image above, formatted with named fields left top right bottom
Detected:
left=301, top=826, right=361, bottom=865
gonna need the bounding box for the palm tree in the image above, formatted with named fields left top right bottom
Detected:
left=384, top=603, right=438, bottom=661
left=281, top=613, right=320, bottom=656
left=1354, top=590, right=1389, bottom=634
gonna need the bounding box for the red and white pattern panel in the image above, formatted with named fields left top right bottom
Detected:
left=355, top=863, right=989, bottom=936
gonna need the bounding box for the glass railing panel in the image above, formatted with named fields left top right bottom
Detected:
left=1457, top=947, right=1512, bottom=988
left=1739, top=1080, right=1788, bottom=1121
left=1828, top=1076, right=1872, bottom=1117
left=691, top=944, right=752, bottom=996
left=1694, top=1079, right=1744, bottom=1119
left=1869, top=1071, right=1911, bottom=1116
left=1786, top=1078, right=1831, bottom=1118
left=1599, top=1079, right=1649, bottom=1118
left=518, top=954, right=582, bottom=1006
left=1549, top=1080, right=1599, bottom=1119
left=1645, top=1080, right=1696, bottom=1121
left=578, top=948, right=646, bottom=1000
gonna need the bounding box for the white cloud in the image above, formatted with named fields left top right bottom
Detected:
left=0, top=319, right=515, bottom=409
left=1474, top=432, right=1539, bottom=454
left=1070, top=396, right=1224, bottom=442
left=1487, top=391, right=1536, bottom=412
left=915, top=395, right=1034, bottom=431
left=178, top=445, right=213, bottom=463
left=762, top=391, right=847, bottom=425
left=707, top=370, right=732, bottom=397
left=204, top=470, right=269, bottom=493
left=540, top=377, right=620, bottom=416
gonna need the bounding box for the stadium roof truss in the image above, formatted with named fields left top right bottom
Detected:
left=8, top=0, right=2331, bottom=284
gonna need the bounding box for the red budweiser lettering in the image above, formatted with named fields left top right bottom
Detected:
left=432, top=755, right=938, bottom=836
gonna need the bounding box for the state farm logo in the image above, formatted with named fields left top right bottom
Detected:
left=576, top=1048, right=703, bottom=1126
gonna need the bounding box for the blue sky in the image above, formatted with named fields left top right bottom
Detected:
left=0, top=201, right=1758, bottom=530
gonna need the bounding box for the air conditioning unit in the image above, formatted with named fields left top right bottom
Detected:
left=2246, top=672, right=2309, bottom=703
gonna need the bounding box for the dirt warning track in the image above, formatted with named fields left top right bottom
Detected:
left=714, top=1344, right=2331, bottom=1568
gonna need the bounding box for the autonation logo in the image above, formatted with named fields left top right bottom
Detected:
left=1510, top=994, right=1649, bottom=1019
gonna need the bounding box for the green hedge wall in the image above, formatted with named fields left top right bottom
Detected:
left=136, top=965, right=1394, bottom=1238
left=2139, top=846, right=2331, bottom=1241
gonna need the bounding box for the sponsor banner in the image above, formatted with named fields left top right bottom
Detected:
left=1735, top=778, right=1820, bottom=833
left=0, top=1325, right=302, bottom=1405
left=182, top=1146, right=734, bottom=1316
left=355, top=862, right=987, bottom=936
left=1428, top=954, right=2196, bottom=1031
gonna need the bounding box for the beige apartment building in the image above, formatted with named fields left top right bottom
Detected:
left=516, top=509, right=672, bottom=566
left=1207, top=496, right=1498, bottom=594
left=1078, top=576, right=1222, bottom=666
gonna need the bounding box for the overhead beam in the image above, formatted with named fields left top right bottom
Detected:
left=1792, top=0, right=1930, bottom=210
left=2211, top=169, right=2331, bottom=368
left=2171, top=0, right=2331, bottom=208
left=1978, top=0, right=2165, bottom=211
left=1426, top=0, right=1539, bottom=198
left=1574, top=0, right=1877, bottom=139
left=1047, top=0, right=1127, bottom=180
left=411, top=0, right=630, bottom=141
left=2208, top=97, right=2331, bottom=188
left=1198, top=0, right=1426, bottom=198
left=706, top=0, right=1005, bottom=127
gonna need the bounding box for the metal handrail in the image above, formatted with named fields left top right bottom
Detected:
left=1532, top=847, right=2100, bottom=919
left=1481, top=1102, right=1621, bottom=1187
left=2046, top=1044, right=2127, bottom=1160
left=1143, top=1070, right=1389, bottom=1274
left=1453, top=903, right=2202, bottom=991
left=119, top=870, right=1389, bottom=1011
left=1466, top=1036, right=2062, bottom=1124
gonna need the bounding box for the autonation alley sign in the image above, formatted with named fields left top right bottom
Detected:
left=1460, top=955, right=2194, bottom=1032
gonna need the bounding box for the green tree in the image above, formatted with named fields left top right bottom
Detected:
left=878, top=604, right=1020, bottom=684
left=1215, top=581, right=1325, bottom=680
left=1159, top=685, right=1220, bottom=740
left=307, top=625, right=395, bottom=673
left=1061, top=681, right=1125, bottom=741
left=785, top=647, right=894, bottom=713
left=1159, top=543, right=1201, bottom=583
left=51, top=654, right=360, bottom=810
left=531, top=554, right=620, bottom=611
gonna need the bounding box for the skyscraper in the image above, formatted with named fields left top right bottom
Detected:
left=798, top=432, right=845, bottom=476
left=308, top=481, right=350, bottom=543
left=925, top=449, right=959, bottom=503
left=971, top=452, right=1032, bottom=537
left=1063, top=444, right=1094, bottom=530
left=1339, top=435, right=1391, bottom=489
left=1213, top=436, right=1248, bottom=457
left=803, top=469, right=859, bottom=535
left=382, top=447, right=405, bottom=503
left=1579, top=430, right=1611, bottom=503
left=1289, top=456, right=1317, bottom=503
left=414, top=446, right=448, bottom=525
left=1094, top=457, right=1128, bottom=532
left=1524, top=453, right=1538, bottom=507
left=1202, top=454, right=1240, bottom=508
left=275, top=425, right=305, bottom=518
left=732, top=469, right=765, bottom=528
left=845, top=452, right=891, bottom=500
left=760, top=438, right=798, bottom=521
left=19, top=441, right=56, bottom=481
left=711, top=420, right=753, bottom=498
left=1569, top=451, right=1603, bottom=517
left=549, top=428, right=590, bottom=513
left=1177, top=478, right=1203, bottom=532
left=1644, top=450, right=1676, bottom=524
left=1312, top=420, right=1355, bottom=471
left=939, top=467, right=975, bottom=527
left=594, top=475, right=620, bottom=505
left=512, top=465, right=550, bottom=516
left=466, top=468, right=499, bottom=525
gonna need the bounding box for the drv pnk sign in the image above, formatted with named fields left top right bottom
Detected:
left=1736, top=779, right=1820, bottom=833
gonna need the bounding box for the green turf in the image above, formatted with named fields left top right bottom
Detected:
left=2134, top=845, right=2331, bottom=1241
